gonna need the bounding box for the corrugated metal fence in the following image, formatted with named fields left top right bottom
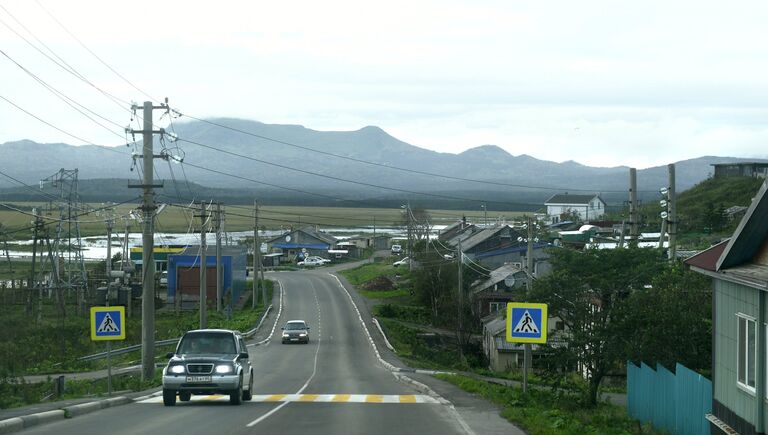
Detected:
left=627, top=362, right=712, bottom=435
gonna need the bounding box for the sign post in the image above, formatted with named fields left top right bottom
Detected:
left=506, top=302, right=547, bottom=393
left=90, top=306, right=126, bottom=396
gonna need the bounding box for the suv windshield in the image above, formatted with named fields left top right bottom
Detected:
left=177, top=332, right=236, bottom=354
left=285, top=322, right=306, bottom=330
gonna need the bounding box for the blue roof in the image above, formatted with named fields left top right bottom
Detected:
left=273, top=243, right=329, bottom=250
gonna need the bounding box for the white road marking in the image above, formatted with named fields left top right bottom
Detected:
left=245, top=279, right=323, bottom=428
left=138, top=394, right=440, bottom=404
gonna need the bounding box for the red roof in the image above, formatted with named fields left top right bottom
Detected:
left=684, top=240, right=729, bottom=272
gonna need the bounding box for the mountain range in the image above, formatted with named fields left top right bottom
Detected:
left=0, top=119, right=761, bottom=210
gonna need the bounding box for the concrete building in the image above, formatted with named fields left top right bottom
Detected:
left=712, top=162, right=768, bottom=179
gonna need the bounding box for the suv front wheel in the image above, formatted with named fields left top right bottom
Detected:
left=242, top=371, right=253, bottom=401
left=230, top=375, right=243, bottom=405
left=163, top=389, right=176, bottom=406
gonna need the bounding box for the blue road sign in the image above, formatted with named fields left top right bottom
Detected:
left=90, top=306, right=126, bottom=341
left=506, top=303, right=547, bottom=344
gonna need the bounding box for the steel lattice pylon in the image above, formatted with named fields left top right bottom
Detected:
left=40, top=168, right=88, bottom=294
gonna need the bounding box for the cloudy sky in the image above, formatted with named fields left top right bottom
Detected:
left=1, top=0, right=767, bottom=169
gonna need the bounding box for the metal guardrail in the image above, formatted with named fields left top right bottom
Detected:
left=78, top=304, right=274, bottom=362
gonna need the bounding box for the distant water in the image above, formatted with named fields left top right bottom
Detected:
left=2, top=225, right=445, bottom=261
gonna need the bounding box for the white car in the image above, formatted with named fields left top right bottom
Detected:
left=393, top=257, right=410, bottom=267
left=306, top=256, right=331, bottom=264
left=298, top=257, right=324, bottom=266
left=391, top=244, right=402, bottom=254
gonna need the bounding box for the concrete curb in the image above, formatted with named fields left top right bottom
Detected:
left=372, top=317, right=395, bottom=351
left=0, top=393, right=149, bottom=433
left=250, top=279, right=284, bottom=347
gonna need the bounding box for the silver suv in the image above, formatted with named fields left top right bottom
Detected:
left=162, top=329, right=253, bottom=406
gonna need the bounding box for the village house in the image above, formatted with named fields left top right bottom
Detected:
left=544, top=193, right=606, bottom=224
left=686, top=181, right=768, bottom=434
left=264, top=226, right=337, bottom=262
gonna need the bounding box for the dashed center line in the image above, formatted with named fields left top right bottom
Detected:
left=138, top=394, right=439, bottom=404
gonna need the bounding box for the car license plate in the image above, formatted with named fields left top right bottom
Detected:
left=291, top=338, right=299, bottom=341
left=186, top=375, right=212, bottom=383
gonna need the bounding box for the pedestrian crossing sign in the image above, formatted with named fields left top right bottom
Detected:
left=90, top=306, right=126, bottom=341
left=506, top=303, right=547, bottom=344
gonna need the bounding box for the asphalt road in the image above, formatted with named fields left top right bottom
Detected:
left=19, top=269, right=493, bottom=435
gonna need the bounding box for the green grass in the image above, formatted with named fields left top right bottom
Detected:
left=0, top=281, right=273, bottom=376
left=340, top=262, right=403, bottom=285
left=359, top=289, right=410, bottom=299
left=373, top=304, right=430, bottom=324
left=0, top=369, right=163, bottom=410
left=435, top=374, right=659, bottom=435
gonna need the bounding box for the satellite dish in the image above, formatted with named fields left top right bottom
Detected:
left=504, top=274, right=516, bottom=287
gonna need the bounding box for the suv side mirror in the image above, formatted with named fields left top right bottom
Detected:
left=239, top=352, right=249, bottom=359
left=166, top=352, right=175, bottom=359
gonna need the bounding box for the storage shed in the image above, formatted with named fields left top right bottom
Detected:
left=167, top=246, right=247, bottom=306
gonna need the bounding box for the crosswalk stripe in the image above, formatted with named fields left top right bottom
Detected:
left=298, top=394, right=319, bottom=402
left=332, top=394, right=350, bottom=402
left=139, top=394, right=439, bottom=404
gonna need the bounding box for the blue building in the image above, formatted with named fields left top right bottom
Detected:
left=167, top=246, right=247, bottom=306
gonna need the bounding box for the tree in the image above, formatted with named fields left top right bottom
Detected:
left=529, top=247, right=664, bottom=406
left=619, top=264, right=711, bottom=371
left=411, top=252, right=456, bottom=325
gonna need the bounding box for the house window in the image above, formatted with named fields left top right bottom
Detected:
left=737, top=314, right=756, bottom=391
left=489, top=302, right=505, bottom=314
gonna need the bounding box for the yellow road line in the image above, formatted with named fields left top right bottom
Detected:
left=365, top=395, right=383, bottom=403
left=266, top=394, right=286, bottom=402
left=202, top=395, right=224, bottom=401
left=399, top=395, right=417, bottom=403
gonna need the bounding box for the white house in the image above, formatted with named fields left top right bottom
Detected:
left=544, top=193, right=606, bottom=224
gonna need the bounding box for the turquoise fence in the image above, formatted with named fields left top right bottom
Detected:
left=627, top=362, right=712, bottom=435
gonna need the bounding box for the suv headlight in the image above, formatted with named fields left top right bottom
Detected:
left=169, top=364, right=185, bottom=374
left=282, top=332, right=289, bottom=337
left=299, top=332, right=307, bottom=337
left=215, top=364, right=234, bottom=374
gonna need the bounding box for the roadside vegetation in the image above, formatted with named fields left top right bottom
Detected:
left=436, top=374, right=660, bottom=434
left=0, top=280, right=272, bottom=409
left=343, top=238, right=711, bottom=432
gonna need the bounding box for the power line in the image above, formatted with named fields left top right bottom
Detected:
left=0, top=48, right=126, bottom=137
left=33, top=0, right=159, bottom=105
left=0, top=7, right=129, bottom=110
